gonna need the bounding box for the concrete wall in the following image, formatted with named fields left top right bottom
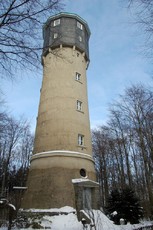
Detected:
left=22, top=152, right=96, bottom=208
left=34, top=47, right=92, bottom=155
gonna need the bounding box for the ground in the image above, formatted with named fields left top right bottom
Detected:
left=0, top=206, right=153, bottom=230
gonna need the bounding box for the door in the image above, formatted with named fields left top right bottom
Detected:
left=83, top=187, right=92, bottom=210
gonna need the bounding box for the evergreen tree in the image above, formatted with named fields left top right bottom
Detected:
left=105, top=187, right=143, bottom=224
left=121, top=187, right=143, bottom=224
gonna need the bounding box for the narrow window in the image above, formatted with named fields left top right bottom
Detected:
left=53, top=19, right=60, bottom=26
left=78, top=134, right=84, bottom=146
left=77, top=100, right=82, bottom=111
left=77, top=21, right=83, bottom=30
left=53, top=33, right=58, bottom=39
left=83, top=188, right=92, bottom=210
left=76, top=72, right=81, bottom=81
left=79, top=36, right=82, bottom=42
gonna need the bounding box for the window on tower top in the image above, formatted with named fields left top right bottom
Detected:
left=78, top=36, right=82, bottom=42
left=53, top=33, right=58, bottom=39
left=53, top=19, right=60, bottom=26
left=77, top=21, right=83, bottom=30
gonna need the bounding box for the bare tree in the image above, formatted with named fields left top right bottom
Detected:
left=92, top=84, right=153, bottom=217
left=92, top=126, right=110, bottom=207
left=126, top=0, right=153, bottom=59
left=0, top=115, right=33, bottom=197
left=0, top=0, right=64, bottom=78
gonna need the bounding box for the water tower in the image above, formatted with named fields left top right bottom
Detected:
left=22, top=12, right=98, bottom=210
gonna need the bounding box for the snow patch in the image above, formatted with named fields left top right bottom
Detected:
left=72, top=178, right=89, bottom=183
left=20, top=206, right=75, bottom=213
left=8, top=203, right=16, bottom=210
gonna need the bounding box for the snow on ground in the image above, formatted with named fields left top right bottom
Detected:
left=20, top=206, right=75, bottom=213
left=0, top=206, right=153, bottom=230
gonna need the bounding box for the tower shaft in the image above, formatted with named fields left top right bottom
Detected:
left=34, top=47, right=92, bottom=155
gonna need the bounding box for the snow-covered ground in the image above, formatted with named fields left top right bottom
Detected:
left=0, top=206, right=153, bottom=230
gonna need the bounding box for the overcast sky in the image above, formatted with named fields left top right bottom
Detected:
left=1, top=0, right=153, bottom=132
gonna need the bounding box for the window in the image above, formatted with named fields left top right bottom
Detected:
left=80, top=168, right=86, bottom=177
left=78, top=134, right=84, bottom=146
left=76, top=72, right=81, bottom=81
left=53, top=33, right=58, bottom=39
left=77, top=100, right=82, bottom=111
left=53, top=19, right=60, bottom=26
left=77, top=21, right=83, bottom=30
left=79, top=36, right=82, bottom=42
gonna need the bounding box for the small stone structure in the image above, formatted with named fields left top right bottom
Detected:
left=0, top=198, right=16, bottom=229
left=72, top=178, right=99, bottom=221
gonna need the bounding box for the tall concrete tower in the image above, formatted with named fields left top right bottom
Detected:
left=22, top=12, right=98, bottom=210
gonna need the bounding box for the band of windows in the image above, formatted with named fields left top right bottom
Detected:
left=53, top=19, right=83, bottom=31
left=53, top=18, right=86, bottom=150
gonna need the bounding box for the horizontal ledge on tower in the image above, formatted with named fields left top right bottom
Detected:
left=42, top=44, right=90, bottom=62
left=31, top=150, right=94, bottom=163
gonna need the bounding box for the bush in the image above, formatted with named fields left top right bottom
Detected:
left=31, top=221, right=43, bottom=229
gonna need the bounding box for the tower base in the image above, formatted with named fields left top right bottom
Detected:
left=21, top=151, right=97, bottom=209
